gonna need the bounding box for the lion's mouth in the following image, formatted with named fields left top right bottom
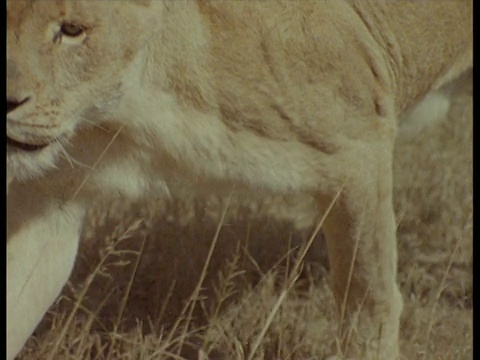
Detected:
left=7, top=136, right=51, bottom=152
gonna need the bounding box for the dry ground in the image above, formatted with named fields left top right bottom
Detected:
left=17, top=74, right=472, bottom=360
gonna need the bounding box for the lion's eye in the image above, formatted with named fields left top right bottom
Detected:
left=60, top=22, right=85, bottom=37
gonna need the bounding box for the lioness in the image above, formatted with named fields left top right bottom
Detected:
left=7, top=1, right=472, bottom=359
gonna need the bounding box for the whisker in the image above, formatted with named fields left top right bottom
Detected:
left=82, top=118, right=111, bottom=132
left=60, top=146, right=75, bottom=169
left=59, top=143, right=93, bottom=170
left=71, top=125, right=125, bottom=200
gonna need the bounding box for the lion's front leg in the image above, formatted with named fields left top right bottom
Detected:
left=322, top=145, right=402, bottom=359
left=7, top=183, right=85, bottom=360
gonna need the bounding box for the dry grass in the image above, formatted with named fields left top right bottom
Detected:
left=17, top=76, right=472, bottom=360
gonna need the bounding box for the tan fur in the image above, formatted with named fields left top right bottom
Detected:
left=7, top=1, right=472, bottom=359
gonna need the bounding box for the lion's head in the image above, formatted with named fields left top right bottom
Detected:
left=7, top=0, right=164, bottom=181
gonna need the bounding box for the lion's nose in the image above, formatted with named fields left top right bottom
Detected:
left=7, top=96, right=30, bottom=114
